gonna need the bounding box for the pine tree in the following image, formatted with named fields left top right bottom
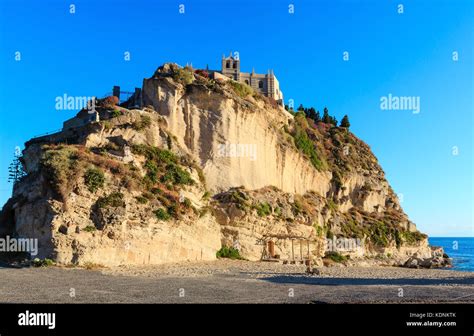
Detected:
left=314, top=111, right=321, bottom=123
left=8, top=148, right=26, bottom=187
left=307, top=107, right=316, bottom=121
left=322, top=107, right=331, bottom=123
left=340, top=115, right=350, bottom=128
left=329, top=116, right=338, bottom=126
left=297, top=104, right=304, bottom=112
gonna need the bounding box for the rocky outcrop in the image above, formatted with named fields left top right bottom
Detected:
left=142, top=64, right=332, bottom=195
left=0, top=63, right=439, bottom=267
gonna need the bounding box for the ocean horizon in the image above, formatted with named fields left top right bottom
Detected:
left=429, top=237, right=474, bottom=272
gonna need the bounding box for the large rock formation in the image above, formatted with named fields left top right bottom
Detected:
left=0, top=63, right=442, bottom=267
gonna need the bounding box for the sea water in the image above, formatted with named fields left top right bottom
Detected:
left=429, top=237, right=474, bottom=272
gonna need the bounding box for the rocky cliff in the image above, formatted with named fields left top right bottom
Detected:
left=0, top=63, right=442, bottom=267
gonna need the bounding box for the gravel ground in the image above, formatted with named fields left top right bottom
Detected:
left=0, top=260, right=473, bottom=303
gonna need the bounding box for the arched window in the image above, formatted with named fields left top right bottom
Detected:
left=233, top=62, right=237, bottom=69
left=258, top=80, right=264, bottom=89
left=226, top=61, right=230, bottom=68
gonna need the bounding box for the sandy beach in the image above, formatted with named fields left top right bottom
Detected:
left=0, top=260, right=472, bottom=303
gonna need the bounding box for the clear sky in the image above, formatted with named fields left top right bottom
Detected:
left=0, top=0, right=472, bottom=236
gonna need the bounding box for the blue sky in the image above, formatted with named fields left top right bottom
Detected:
left=0, top=0, right=472, bottom=236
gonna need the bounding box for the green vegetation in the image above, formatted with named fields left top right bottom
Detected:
left=133, top=115, right=152, bottom=131
left=111, top=108, right=122, bottom=118
left=84, top=167, right=105, bottom=193
left=255, top=202, right=272, bottom=217
left=41, top=145, right=80, bottom=201
left=172, top=67, right=194, bottom=85
left=32, top=258, right=54, bottom=267
left=327, top=199, right=338, bottom=212
left=162, top=164, right=194, bottom=185
left=291, top=200, right=302, bottom=216
left=228, top=80, right=254, bottom=98
left=96, top=192, right=125, bottom=208
left=216, top=246, right=243, bottom=260
left=131, top=144, right=194, bottom=187
left=325, top=251, right=348, bottom=263
left=292, top=115, right=325, bottom=171
left=370, top=221, right=391, bottom=247
left=315, top=225, right=325, bottom=237
left=340, top=115, right=350, bottom=128
left=326, top=230, right=334, bottom=239
left=7, top=149, right=27, bottom=185
left=322, top=107, right=338, bottom=126
left=101, top=120, right=112, bottom=130
left=400, top=230, right=426, bottom=245
left=135, top=195, right=149, bottom=204
left=83, top=225, right=97, bottom=233
left=154, top=208, right=171, bottom=221
left=274, top=206, right=282, bottom=217
left=227, top=188, right=250, bottom=210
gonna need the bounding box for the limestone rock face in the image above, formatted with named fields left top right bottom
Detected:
left=0, top=63, right=433, bottom=266
left=142, top=72, right=332, bottom=195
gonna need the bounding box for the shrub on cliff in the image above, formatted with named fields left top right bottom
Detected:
left=154, top=208, right=171, bottom=221
left=131, top=144, right=194, bottom=187
left=216, top=246, right=243, bottom=260
left=293, top=123, right=324, bottom=171
left=41, top=145, right=82, bottom=201
left=228, top=80, right=253, bottom=98
left=340, top=115, right=350, bottom=128
left=96, top=192, right=125, bottom=208
left=84, top=167, right=105, bottom=193
left=172, top=67, right=194, bottom=85
left=132, top=115, right=152, bottom=131
left=325, top=251, right=348, bottom=263
left=255, top=202, right=272, bottom=217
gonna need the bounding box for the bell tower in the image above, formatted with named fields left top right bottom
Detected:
left=221, top=52, right=240, bottom=81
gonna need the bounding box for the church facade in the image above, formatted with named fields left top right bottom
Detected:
left=212, top=54, right=284, bottom=105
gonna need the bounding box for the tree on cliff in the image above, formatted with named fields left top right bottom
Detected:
left=322, top=107, right=331, bottom=123
left=340, top=115, right=351, bottom=128
left=314, top=110, right=321, bottom=123
left=8, top=147, right=27, bottom=188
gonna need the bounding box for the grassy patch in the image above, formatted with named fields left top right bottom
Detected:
left=154, top=208, right=171, bottom=221
left=83, top=225, right=97, bottom=233
left=135, top=195, right=149, bottom=204
left=254, top=202, right=272, bottom=217
left=400, top=230, right=426, bottom=245
left=325, top=251, right=348, bottom=263
left=131, top=144, right=194, bottom=188
left=216, top=246, right=243, bottom=260
left=132, top=115, right=152, bottom=131
left=41, top=145, right=82, bottom=201
left=84, top=167, right=105, bottom=193
left=292, top=116, right=325, bottom=171
left=228, top=80, right=254, bottom=98
left=97, top=192, right=125, bottom=208
left=32, top=258, right=54, bottom=267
